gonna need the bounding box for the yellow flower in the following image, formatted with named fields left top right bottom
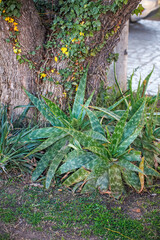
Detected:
left=13, top=48, right=18, bottom=54
left=14, top=26, right=19, bottom=32
left=18, top=49, right=21, bottom=53
left=63, top=92, right=67, bottom=98
left=80, top=21, right=85, bottom=25
left=71, top=38, right=76, bottom=43
left=51, top=69, right=55, bottom=73
left=54, top=56, right=58, bottom=62
left=79, top=32, right=84, bottom=36
left=0, top=0, right=2, bottom=3
left=3, top=10, right=5, bottom=13
left=13, top=22, right=18, bottom=26
left=61, top=47, right=68, bottom=54
left=5, top=17, right=14, bottom=23
left=40, top=73, right=47, bottom=78
left=65, top=51, right=69, bottom=57
left=75, top=85, right=78, bottom=91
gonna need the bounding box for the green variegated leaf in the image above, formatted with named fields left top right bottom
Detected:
left=57, top=127, right=103, bottom=148
left=46, top=146, right=70, bottom=189
left=72, top=67, right=88, bottom=119
left=154, top=127, right=160, bottom=138
left=42, top=96, right=69, bottom=121
left=81, top=91, right=94, bottom=121
left=85, top=146, right=110, bottom=161
left=144, top=165, right=160, bottom=178
left=86, top=130, right=109, bottom=143
left=128, top=71, right=134, bottom=106
left=110, top=108, right=129, bottom=154
left=58, top=151, right=95, bottom=174
left=122, top=99, right=145, bottom=142
left=63, top=167, right=90, bottom=187
left=117, top=159, right=144, bottom=174
left=26, top=132, right=68, bottom=156
left=24, top=89, right=63, bottom=126
left=32, top=139, right=66, bottom=181
left=81, top=179, right=97, bottom=193
left=85, top=157, right=101, bottom=170
left=122, top=150, right=141, bottom=162
left=138, top=69, right=153, bottom=98
left=21, top=128, right=62, bottom=141
left=122, top=169, right=140, bottom=191
left=107, top=95, right=130, bottom=111
left=109, top=164, right=123, bottom=199
left=85, top=107, right=105, bottom=136
left=116, top=126, right=143, bottom=155
left=96, top=172, right=109, bottom=191
left=89, top=106, right=120, bottom=121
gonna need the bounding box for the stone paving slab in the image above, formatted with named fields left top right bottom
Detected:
left=127, top=20, right=160, bottom=95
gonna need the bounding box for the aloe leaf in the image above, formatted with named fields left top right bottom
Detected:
left=109, top=164, right=123, bottom=199
left=122, top=150, right=141, bottom=162
left=144, top=165, right=160, bottom=178
left=110, top=108, right=129, bottom=154
left=86, top=130, right=109, bottom=143
left=89, top=106, right=120, bottom=121
left=42, top=96, right=69, bottom=121
left=46, top=146, right=70, bottom=189
left=26, top=132, right=68, bottom=156
left=96, top=172, right=109, bottom=191
left=81, top=179, right=97, bottom=193
left=81, top=91, right=95, bottom=121
left=85, top=157, right=101, bottom=170
left=153, top=127, right=160, bottom=138
left=72, top=67, right=88, bottom=119
left=21, top=128, right=61, bottom=141
left=24, top=89, right=63, bottom=126
left=57, top=127, right=103, bottom=148
left=122, top=169, right=140, bottom=191
left=107, top=95, right=130, bottom=111
left=117, top=159, right=144, bottom=174
left=63, top=167, right=90, bottom=187
left=85, top=146, right=110, bottom=161
left=32, top=139, right=66, bottom=181
left=139, top=68, right=154, bottom=98
left=121, top=99, right=145, bottom=142
left=128, top=71, right=135, bottom=106
left=136, top=75, right=142, bottom=101
left=58, top=151, right=95, bottom=174
left=85, top=107, right=105, bottom=136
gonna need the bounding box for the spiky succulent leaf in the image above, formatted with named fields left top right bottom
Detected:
left=122, top=150, right=141, bottom=162
left=24, top=89, right=63, bottom=126
left=72, top=67, right=88, bottom=119
left=122, top=99, right=145, bottom=142
left=138, top=69, right=153, bottom=98
left=154, top=127, right=160, bottom=138
left=117, top=159, right=144, bottom=174
left=128, top=71, right=135, bottom=106
left=96, top=172, right=109, bottom=191
left=89, top=106, right=120, bottom=121
left=81, top=179, right=97, bottom=193
left=116, top=125, right=143, bottom=156
left=58, top=151, right=95, bottom=174
left=81, top=91, right=95, bottom=121
left=46, top=146, right=70, bottom=189
left=110, top=108, right=129, bottom=154
left=63, top=167, right=90, bottom=187
left=85, top=107, right=105, bottom=136
left=107, top=95, right=130, bottom=111
left=122, top=169, right=140, bottom=191
left=84, top=146, right=110, bottom=161
left=42, top=96, right=69, bottom=121
left=109, top=164, right=123, bottom=199
left=144, top=165, right=160, bottom=178
left=32, top=138, right=67, bottom=181
left=26, top=132, right=68, bottom=156
left=86, top=130, right=109, bottom=143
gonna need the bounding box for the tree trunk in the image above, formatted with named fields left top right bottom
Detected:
left=0, top=0, right=141, bottom=116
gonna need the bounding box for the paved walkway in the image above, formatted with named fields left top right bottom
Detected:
left=127, top=20, right=160, bottom=95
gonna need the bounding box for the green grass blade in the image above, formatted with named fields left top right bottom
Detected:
left=46, top=146, right=70, bottom=189
left=24, top=89, right=62, bottom=126
left=63, top=168, right=90, bottom=187
left=72, top=67, right=88, bottom=119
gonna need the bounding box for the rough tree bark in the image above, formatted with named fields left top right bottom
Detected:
left=0, top=0, right=141, bottom=115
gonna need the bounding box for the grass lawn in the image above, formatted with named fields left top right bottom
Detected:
left=0, top=176, right=160, bottom=240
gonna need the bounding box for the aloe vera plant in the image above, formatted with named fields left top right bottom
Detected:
left=57, top=97, right=160, bottom=198
left=25, top=68, right=117, bottom=188
left=0, top=105, right=41, bottom=174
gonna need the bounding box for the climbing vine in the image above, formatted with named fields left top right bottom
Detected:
left=0, top=0, right=130, bottom=102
